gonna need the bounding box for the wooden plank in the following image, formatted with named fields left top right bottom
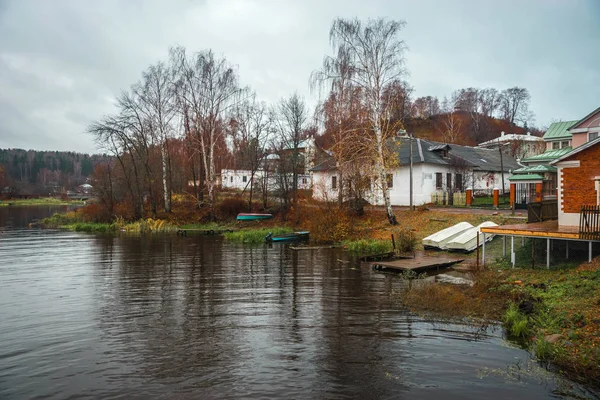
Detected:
left=371, top=254, right=464, bottom=272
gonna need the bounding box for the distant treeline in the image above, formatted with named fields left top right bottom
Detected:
left=0, top=149, right=110, bottom=195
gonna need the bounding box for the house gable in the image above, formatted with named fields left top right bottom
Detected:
left=556, top=139, right=600, bottom=214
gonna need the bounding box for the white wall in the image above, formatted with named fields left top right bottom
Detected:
left=312, top=164, right=513, bottom=206
left=221, top=169, right=312, bottom=191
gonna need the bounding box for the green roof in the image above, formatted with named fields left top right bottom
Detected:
left=542, top=120, right=578, bottom=140
left=521, top=147, right=572, bottom=163
left=508, top=174, right=545, bottom=182
left=512, top=164, right=557, bottom=174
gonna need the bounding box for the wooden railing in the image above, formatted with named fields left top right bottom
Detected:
left=580, top=205, right=600, bottom=240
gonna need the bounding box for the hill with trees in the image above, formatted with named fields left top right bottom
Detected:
left=0, top=149, right=110, bottom=197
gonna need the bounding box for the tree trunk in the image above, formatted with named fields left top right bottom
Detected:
left=161, top=143, right=170, bottom=213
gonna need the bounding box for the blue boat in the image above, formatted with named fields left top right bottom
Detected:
left=265, top=231, right=310, bottom=242
left=236, top=213, right=273, bottom=221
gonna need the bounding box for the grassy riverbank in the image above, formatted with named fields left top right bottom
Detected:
left=403, top=265, right=600, bottom=387
left=0, top=198, right=85, bottom=206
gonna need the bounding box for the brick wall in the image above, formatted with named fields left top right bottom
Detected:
left=561, top=145, right=600, bottom=213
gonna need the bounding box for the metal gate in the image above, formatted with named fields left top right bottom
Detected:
left=515, top=183, right=534, bottom=210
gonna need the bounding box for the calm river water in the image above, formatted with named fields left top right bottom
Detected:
left=0, top=207, right=597, bottom=399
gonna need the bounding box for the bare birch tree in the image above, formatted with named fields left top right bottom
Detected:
left=311, top=46, right=355, bottom=205
left=137, top=61, right=178, bottom=213
left=171, top=47, right=247, bottom=215
left=326, top=17, right=407, bottom=224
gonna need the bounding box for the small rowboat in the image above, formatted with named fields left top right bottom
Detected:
left=236, top=213, right=273, bottom=221
left=265, top=231, right=310, bottom=242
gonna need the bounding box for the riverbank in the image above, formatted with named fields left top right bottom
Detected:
left=403, top=265, right=600, bottom=388
left=0, top=198, right=85, bottom=207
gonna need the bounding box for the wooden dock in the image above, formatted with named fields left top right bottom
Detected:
left=371, top=253, right=464, bottom=272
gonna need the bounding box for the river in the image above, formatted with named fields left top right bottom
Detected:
left=0, top=206, right=597, bottom=399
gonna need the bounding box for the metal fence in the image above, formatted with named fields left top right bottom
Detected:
left=580, top=205, right=600, bottom=240
left=472, top=188, right=510, bottom=207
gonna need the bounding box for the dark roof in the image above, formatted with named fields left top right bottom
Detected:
left=311, top=137, right=521, bottom=173
left=391, top=137, right=521, bottom=172
left=310, top=155, right=336, bottom=172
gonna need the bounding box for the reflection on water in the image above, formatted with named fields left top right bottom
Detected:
left=0, top=208, right=597, bottom=399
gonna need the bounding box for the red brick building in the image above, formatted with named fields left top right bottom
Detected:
left=552, top=137, right=600, bottom=226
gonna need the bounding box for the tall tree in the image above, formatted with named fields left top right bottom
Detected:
left=137, top=61, right=178, bottom=213
left=311, top=45, right=356, bottom=205
left=171, top=47, right=247, bottom=215
left=273, top=93, right=308, bottom=211
left=231, top=96, right=272, bottom=211
left=499, top=87, right=533, bottom=126
left=326, top=17, right=408, bottom=225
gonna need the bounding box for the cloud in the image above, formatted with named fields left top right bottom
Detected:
left=0, top=0, right=598, bottom=153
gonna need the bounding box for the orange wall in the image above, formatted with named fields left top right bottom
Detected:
left=561, top=145, right=600, bottom=213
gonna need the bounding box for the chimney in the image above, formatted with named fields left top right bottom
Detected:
left=501, top=131, right=505, bottom=137
left=527, top=131, right=531, bottom=136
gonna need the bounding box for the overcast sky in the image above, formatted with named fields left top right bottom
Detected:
left=0, top=0, right=598, bottom=153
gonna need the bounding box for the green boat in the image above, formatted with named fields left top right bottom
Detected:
left=236, top=213, right=273, bottom=221
left=265, top=231, right=310, bottom=242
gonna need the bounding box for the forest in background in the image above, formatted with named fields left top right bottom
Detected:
left=0, top=149, right=110, bottom=197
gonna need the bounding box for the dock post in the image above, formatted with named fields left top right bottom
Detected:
left=482, top=232, right=486, bottom=267
left=503, top=235, right=506, bottom=257
left=589, top=241, right=593, bottom=263
left=546, top=238, right=550, bottom=269
left=511, top=236, right=515, bottom=268
left=476, top=233, right=480, bottom=270
left=566, top=241, right=569, bottom=259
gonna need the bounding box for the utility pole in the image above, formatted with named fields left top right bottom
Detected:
left=498, top=138, right=505, bottom=195
left=409, top=132, right=414, bottom=211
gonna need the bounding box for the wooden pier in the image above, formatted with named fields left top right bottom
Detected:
left=371, top=253, right=464, bottom=272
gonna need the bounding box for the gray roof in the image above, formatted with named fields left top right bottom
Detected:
left=310, top=137, right=521, bottom=173
left=391, top=137, right=521, bottom=172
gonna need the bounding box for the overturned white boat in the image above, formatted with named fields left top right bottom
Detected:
left=422, top=221, right=474, bottom=250
left=445, top=221, right=499, bottom=252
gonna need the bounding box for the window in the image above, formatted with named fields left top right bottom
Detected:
left=332, top=176, right=337, bottom=190
left=435, top=173, right=443, bottom=190
left=561, top=141, right=570, bottom=148
left=590, top=132, right=599, bottom=142
left=455, top=174, right=463, bottom=191
left=302, top=177, right=307, bottom=184
left=230, top=176, right=233, bottom=183
left=386, top=174, right=393, bottom=188
left=552, top=142, right=560, bottom=150
left=242, top=176, right=247, bottom=183
left=446, top=173, right=452, bottom=191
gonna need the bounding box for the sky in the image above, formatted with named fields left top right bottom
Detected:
left=0, top=0, right=599, bottom=154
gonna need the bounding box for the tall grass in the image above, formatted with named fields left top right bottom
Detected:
left=503, top=302, right=530, bottom=338
left=224, top=227, right=292, bottom=244
left=343, top=239, right=392, bottom=254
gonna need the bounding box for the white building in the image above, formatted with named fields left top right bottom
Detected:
left=478, top=131, right=544, bottom=160
left=312, top=137, right=521, bottom=206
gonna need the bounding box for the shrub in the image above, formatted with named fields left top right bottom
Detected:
left=304, top=203, right=354, bottom=243
left=393, top=227, right=418, bottom=254
left=219, top=197, right=247, bottom=219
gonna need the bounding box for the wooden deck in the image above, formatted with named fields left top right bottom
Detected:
left=480, top=220, right=586, bottom=240
left=371, top=252, right=464, bottom=272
